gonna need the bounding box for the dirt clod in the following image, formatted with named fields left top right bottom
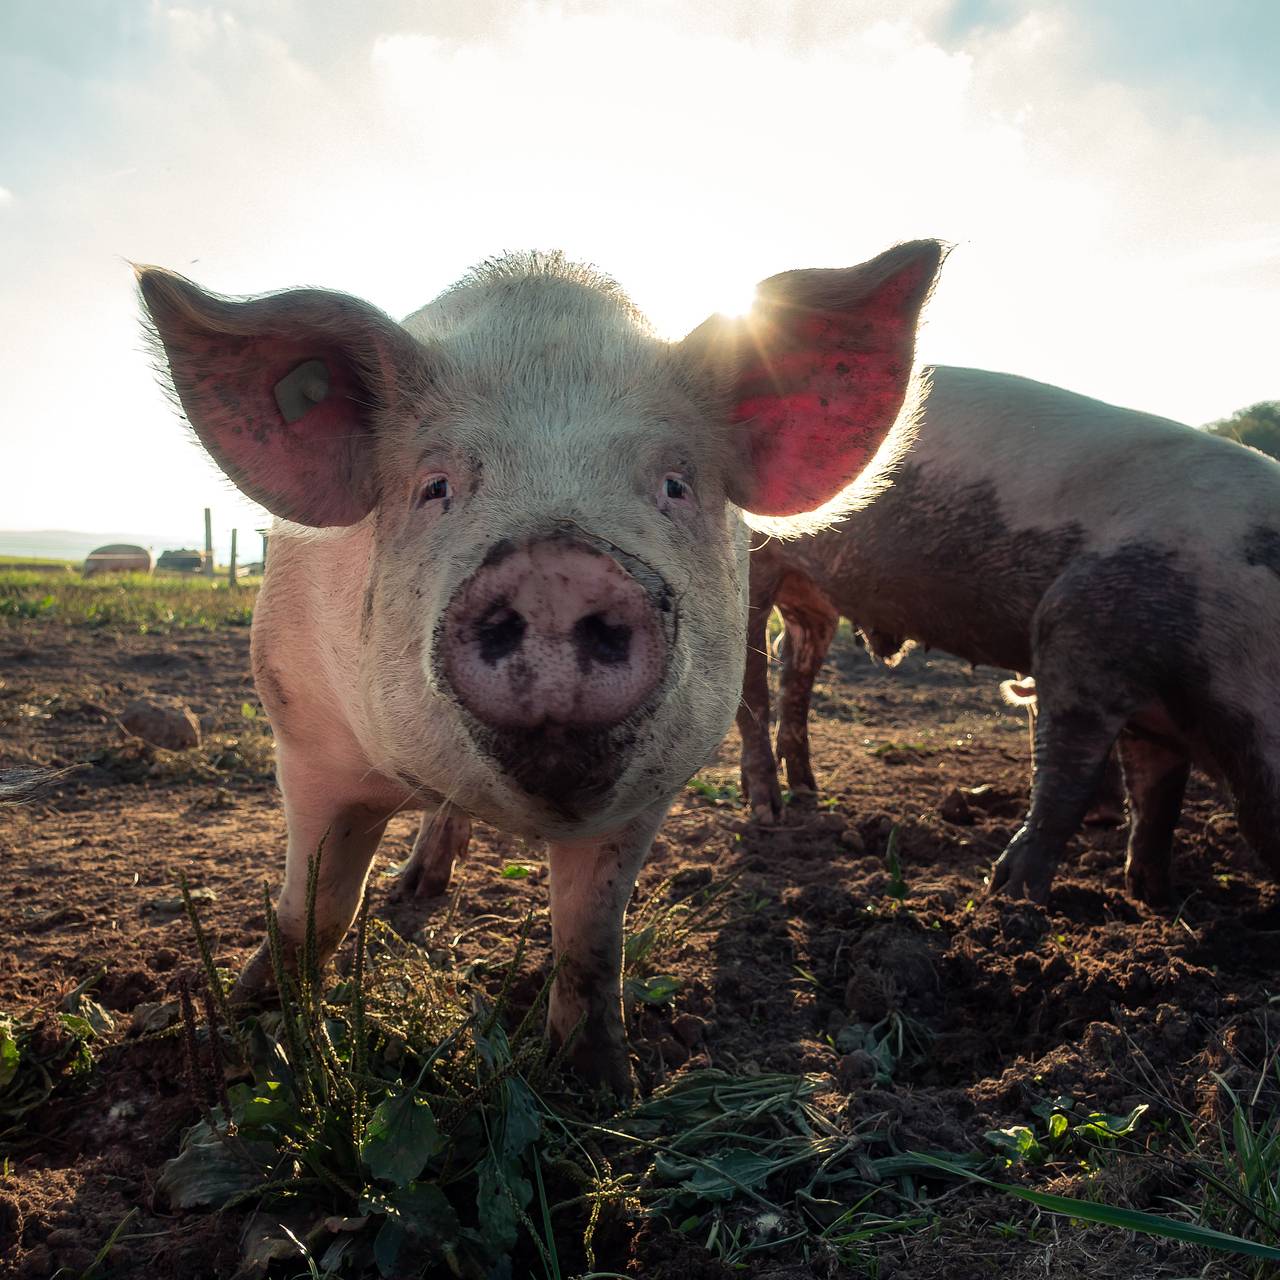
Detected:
left=119, top=696, right=201, bottom=750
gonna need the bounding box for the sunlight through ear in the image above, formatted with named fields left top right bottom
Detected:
left=657, top=280, right=762, bottom=342
left=711, top=281, right=760, bottom=322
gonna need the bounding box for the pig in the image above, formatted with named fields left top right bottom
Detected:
left=137, top=240, right=944, bottom=1094
left=735, top=366, right=1280, bottom=907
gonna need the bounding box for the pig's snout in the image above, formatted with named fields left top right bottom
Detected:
left=440, top=537, right=668, bottom=731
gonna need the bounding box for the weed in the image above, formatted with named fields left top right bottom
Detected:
left=985, top=1096, right=1148, bottom=1168
left=607, top=1070, right=981, bottom=1269
left=50, top=1208, right=141, bottom=1280
left=920, top=1153, right=1280, bottom=1266
left=623, top=875, right=735, bottom=1008
left=884, top=826, right=908, bottom=901
left=684, top=775, right=741, bottom=805
left=834, top=1010, right=933, bottom=1086
left=1163, top=1046, right=1280, bottom=1267
left=163, top=869, right=569, bottom=1278
left=0, top=974, right=112, bottom=1143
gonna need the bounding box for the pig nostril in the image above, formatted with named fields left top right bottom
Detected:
left=573, top=613, right=632, bottom=666
left=475, top=605, right=526, bottom=664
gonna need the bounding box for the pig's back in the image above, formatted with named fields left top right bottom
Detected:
left=914, top=366, right=1280, bottom=547
left=769, top=366, right=1280, bottom=672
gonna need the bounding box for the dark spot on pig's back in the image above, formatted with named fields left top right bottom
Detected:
left=879, top=466, right=1085, bottom=604
left=789, top=465, right=1085, bottom=671
left=1241, top=525, right=1280, bottom=580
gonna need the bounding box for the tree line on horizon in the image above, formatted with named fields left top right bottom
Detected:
left=1205, top=400, right=1280, bottom=461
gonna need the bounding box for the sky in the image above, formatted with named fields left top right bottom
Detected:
left=1, top=0, right=1278, bottom=547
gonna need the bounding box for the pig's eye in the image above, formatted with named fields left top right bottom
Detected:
left=663, top=474, right=692, bottom=502
left=415, top=475, right=451, bottom=507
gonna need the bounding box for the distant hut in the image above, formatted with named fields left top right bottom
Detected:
left=83, top=544, right=154, bottom=577
left=156, top=548, right=207, bottom=574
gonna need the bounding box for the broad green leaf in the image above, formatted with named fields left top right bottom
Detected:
left=363, top=1089, right=444, bottom=1187
left=500, top=863, right=531, bottom=879
left=476, top=1155, right=531, bottom=1257
left=984, top=1125, right=1044, bottom=1165
left=372, top=1182, right=461, bottom=1277
left=61, top=991, right=115, bottom=1036
left=628, top=974, right=682, bottom=1005
left=502, top=1077, right=542, bottom=1161
left=157, top=1133, right=275, bottom=1208
left=231, top=1080, right=294, bottom=1134
left=1047, top=1112, right=1069, bottom=1143
left=1075, top=1103, right=1148, bottom=1141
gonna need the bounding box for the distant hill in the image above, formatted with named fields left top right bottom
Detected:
left=0, top=529, right=260, bottom=564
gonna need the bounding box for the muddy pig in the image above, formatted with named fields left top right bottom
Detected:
left=736, top=366, right=1280, bottom=907
left=138, top=240, right=943, bottom=1094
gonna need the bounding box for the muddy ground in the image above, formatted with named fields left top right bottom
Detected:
left=0, top=618, right=1276, bottom=1278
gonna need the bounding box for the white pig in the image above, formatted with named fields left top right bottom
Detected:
left=138, top=241, right=943, bottom=1094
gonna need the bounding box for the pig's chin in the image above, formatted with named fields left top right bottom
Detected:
left=467, top=719, right=637, bottom=823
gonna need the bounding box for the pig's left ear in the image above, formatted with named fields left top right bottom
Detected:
left=681, top=239, right=945, bottom=517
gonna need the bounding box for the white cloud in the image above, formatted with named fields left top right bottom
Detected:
left=0, top=1, right=1277, bottom=536
left=0, top=186, right=12, bottom=205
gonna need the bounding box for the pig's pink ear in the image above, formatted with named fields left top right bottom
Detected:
left=683, top=240, right=945, bottom=517
left=137, top=268, right=427, bottom=527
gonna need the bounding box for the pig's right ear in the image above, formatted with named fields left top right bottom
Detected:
left=137, top=268, right=428, bottom=527
left=681, top=240, right=945, bottom=518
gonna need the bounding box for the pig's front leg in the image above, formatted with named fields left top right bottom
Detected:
left=232, top=745, right=391, bottom=1002
left=546, top=800, right=669, bottom=1099
left=390, top=802, right=473, bottom=902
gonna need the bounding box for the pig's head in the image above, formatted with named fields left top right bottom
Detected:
left=139, top=242, right=941, bottom=838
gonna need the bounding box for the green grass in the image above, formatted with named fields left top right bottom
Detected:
left=0, top=570, right=258, bottom=630
left=0, top=554, right=75, bottom=568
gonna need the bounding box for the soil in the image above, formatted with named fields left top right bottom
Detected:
left=1, top=619, right=1275, bottom=1278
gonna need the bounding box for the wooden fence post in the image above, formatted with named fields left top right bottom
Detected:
left=228, top=529, right=238, bottom=588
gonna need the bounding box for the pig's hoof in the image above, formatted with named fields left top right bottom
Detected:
left=751, top=802, right=779, bottom=826
left=559, top=1039, right=635, bottom=1104
left=1124, top=859, right=1172, bottom=908
left=228, top=942, right=278, bottom=1008
left=390, top=859, right=451, bottom=903
left=988, top=846, right=1053, bottom=904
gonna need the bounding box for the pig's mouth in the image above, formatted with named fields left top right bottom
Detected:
left=472, top=720, right=639, bottom=821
